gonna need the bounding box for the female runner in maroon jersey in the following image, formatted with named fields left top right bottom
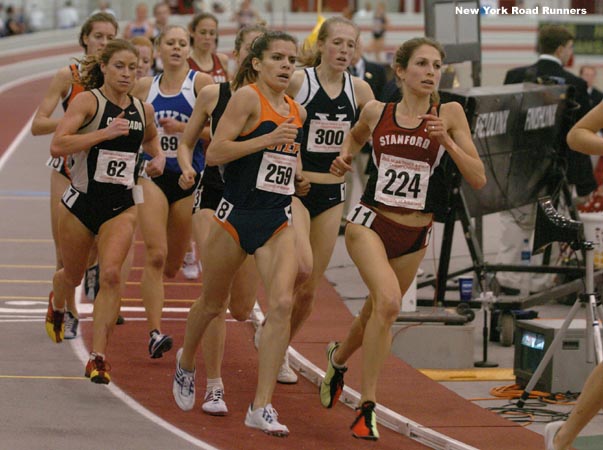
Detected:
left=323, top=37, right=486, bottom=440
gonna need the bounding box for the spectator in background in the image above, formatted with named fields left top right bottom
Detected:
left=349, top=39, right=386, bottom=100
left=57, top=1, right=79, bottom=29
left=14, top=6, right=28, bottom=33
left=153, top=1, right=170, bottom=39
left=369, top=2, right=388, bottom=62
left=92, top=1, right=117, bottom=17
left=123, top=2, right=154, bottom=39
left=28, top=3, right=45, bottom=32
left=580, top=65, right=603, bottom=108
left=5, top=5, right=24, bottom=35
left=233, top=0, right=262, bottom=30
left=167, top=0, right=178, bottom=13
left=151, top=2, right=171, bottom=74
left=353, top=2, right=372, bottom=20
left=341, top=6, right=355, bottom=20
left=0, top=4, right=6, bottom=37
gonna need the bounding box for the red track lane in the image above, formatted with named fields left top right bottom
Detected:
left=2, top=42, right=544, bottom=450
left=79, top=270, right=546, bottom=450
left=0, top=77, right=51, bottom=155
left=0, top=44, right=80, bottom=67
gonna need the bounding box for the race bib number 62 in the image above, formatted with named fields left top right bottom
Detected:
left=94, top=149, right=136, bottom=187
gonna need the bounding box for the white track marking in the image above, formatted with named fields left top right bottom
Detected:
left=251, top=303, right=478, bottom=450
left=1, top=75, right=221, bottom=449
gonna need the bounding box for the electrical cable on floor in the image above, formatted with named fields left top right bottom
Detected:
left=489, top=384, right=579, bottom=404
left=488, top=400, right=569, bottom=425
left=479, top=384, right=577, bottom=425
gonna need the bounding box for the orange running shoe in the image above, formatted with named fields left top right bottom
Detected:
left=85, top=353, right=111, bottom=385
left=350, top=401, right=379, bottom=440
left=45, top=291, right=64, bottom=343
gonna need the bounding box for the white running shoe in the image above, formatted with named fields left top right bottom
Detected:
left=182, top=249, right=200, bottom=280
left=244, top=403, right=289, bottom=437
left=84, top=264, right=99, bottom=301
left=543, top=420, right=564, bottom=450
left=202, top=386, right=228, bottom=416
left=63, top=311, right=79, bottom=340
left=277, top=352, right=298, bottom=384
left=173, top=348, right=196, bottom=411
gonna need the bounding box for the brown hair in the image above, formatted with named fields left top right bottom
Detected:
left=233, top=31, right=297, bottom=91
left=153, top=1, right=169, bottom=15
left=80, top=39, right=139, bottom=90
left=233, top=24, right=267, bottom=55
left=79, top=12, right=119, bottom=52
left=154, top=24, right=190, bottom=48
left=393, top=37, right=446, bottom=105
left=298, top=16, right=359, bottom=67
left=130, top=36, right=153, bottom=55
left=538, top=24, right=574, bottom=55
left=189, top=12, right=219, bottom=46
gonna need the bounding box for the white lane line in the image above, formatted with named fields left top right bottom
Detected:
left=0, top=76, right=220, bottom=449
left=71, top=335, right=220, bottom=450
left=0, top=69, right=56, bottom=95
left=250, top=304, right=478, bottom=450
left=0, top=113, right=35, bottom=172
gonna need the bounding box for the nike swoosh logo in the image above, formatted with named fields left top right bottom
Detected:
left=128, top=110, right=136, bottom=115
left=337, top=106, right=345, bottom=109
left=328, top=197, right=337, bottom=201
left=112, top=206, right=123, bottom=211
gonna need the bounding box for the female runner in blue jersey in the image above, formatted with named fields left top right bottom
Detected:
left=324, top=37, right=486, bottom=440
left=131, top=25, right=213, bottom=359
left=174, top=31, right=306, bottom=437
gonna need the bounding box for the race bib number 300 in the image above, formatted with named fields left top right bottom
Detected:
left=256, top=152, right=296, bottom=195
left=375, top=154, right=429, bottom=210
left=307, top=119, right=350, bottom=153
left=94, top=149, right=136, bottom=187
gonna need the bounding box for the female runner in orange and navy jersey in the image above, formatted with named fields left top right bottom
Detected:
left=31, top=12, right=118, bottom=340
left=175, top=24, right=266, bottom=417
left=173, top=31, right=306, bottom=437
left=323, top=37, right=486, bottom=440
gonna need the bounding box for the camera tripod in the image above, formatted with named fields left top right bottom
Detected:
left=517, top=241, right=603, bottom=408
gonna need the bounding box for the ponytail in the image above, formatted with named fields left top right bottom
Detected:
left=232, top=30, right=297, bottom=91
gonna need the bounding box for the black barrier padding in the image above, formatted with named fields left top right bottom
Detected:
left=439, top=83, right=568, bottom=217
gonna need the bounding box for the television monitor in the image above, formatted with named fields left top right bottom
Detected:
left=514, top=319, right=597, bottom=394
